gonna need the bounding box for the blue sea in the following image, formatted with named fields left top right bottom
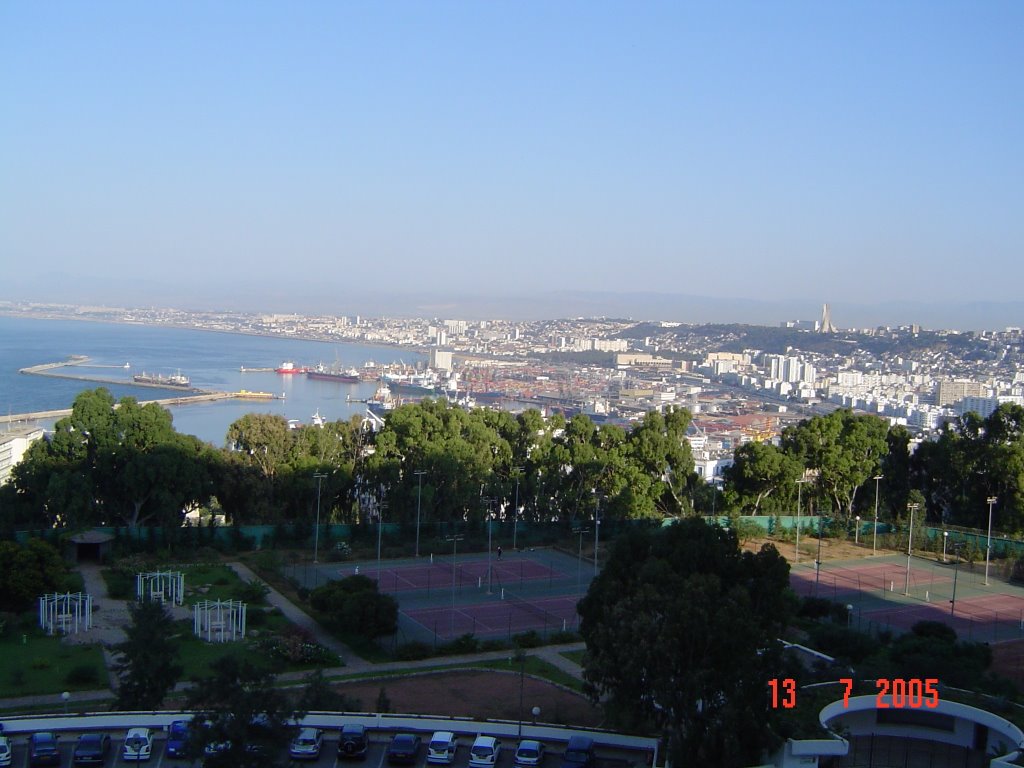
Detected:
left=0, top=315, right=424, bottom=445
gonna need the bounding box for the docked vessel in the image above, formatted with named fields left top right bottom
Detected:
left=367, top=384, right=397, bottom=415
left=276, top=361, right=310, bottom=374
left=132, top=370, right=191, bottom=388
left=307, top=362, right=360, bottom=383
left=381, top=368, right=441, bottom=395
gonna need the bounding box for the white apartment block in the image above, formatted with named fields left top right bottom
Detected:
left=0, top=426, right=45, bottom=485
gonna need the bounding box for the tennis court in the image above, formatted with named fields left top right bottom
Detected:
left=792, top=552, right=1024, bottom=643
left=287, top=547, right=595, bottom=645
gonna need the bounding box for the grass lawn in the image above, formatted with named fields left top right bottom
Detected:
left=0, top=634, right=107, bottom=697
left=560, top=649, right=586, bottom=665
left=321, top=655, right=586, bottom=693
left=182, top=564, right=266, bottom=604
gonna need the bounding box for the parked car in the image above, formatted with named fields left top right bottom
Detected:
left=469, top=736, right=501, bottom=768
left=427, top=731, right=458, bottom=764
left=387, top=734, right=422, bottom=764
left=74, top=733, right=112, bottom=765
left=338, top=724, right=368, bottom=759
left=515, top=740, right=546, bottom=768
left=289, top=728, right=324, bottom=760
left=0, top=732, right=12, bottom=768
left=122, top=728, right=153, bottom=762
left=29, top=732, right=61, bottom=767
left=559, top=736, right=595, bottom=768
left=165, top=720, right=190, bottom=760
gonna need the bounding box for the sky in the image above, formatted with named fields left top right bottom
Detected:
left=2, top=2, right=1022, bottom=326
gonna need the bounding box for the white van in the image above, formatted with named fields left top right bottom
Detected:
left=427, top=732, right=458, bottom=764
left=469, top=736, right=500, bottom=768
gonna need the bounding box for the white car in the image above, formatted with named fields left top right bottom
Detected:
left=469, top=736, right=501, bottom=768
left=515, top=740, right=546, bottom=768
left=122, top=728, right=153, bottom=762
left=289, top=728, right=324, bottom=760
left=427, top=731, right=458, bottom=764
left=0, top=734, right=11, bottom=768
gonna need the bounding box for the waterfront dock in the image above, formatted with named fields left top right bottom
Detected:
left=19, top=356, right=207, bottom=393
left=0, top=392, right=236, bottom=426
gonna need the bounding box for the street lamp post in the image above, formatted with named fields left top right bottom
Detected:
left=516, top=649, right=527, bottom=738
left=482, top=497, right=495, bottom=595
left=313, top=472, right=327, bottom=563
left=414, top=470, right=426, bottom=558
left=512, top=467, right=523, bottom=551
left=950, top=543, right=964, bottom=615
left=942, top=531, right=948, bottom=562
left=377, top=499, right=388, bottom=585
left=986, top=496, right=998, bottom=586
left=593, top=496, right=602, bottom=576
left=445, top=535, right=464, bottom=635
left=575, top=527, right=590, bottom=595
left=796, top=478, right=809, bottom=564
left=855, top=516, right=860, bottom=546
left=872, top=475, right=883, bottom=556
left=904, top=503, right=919, bottom=596
left=814, top=504, right=822, bottom=597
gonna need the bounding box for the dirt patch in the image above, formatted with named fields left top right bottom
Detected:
left=331, top=670, right=604, bottom=727
left=743, top=536, right=896, bottom=562
left=991, top=640, right=1024, bottom=689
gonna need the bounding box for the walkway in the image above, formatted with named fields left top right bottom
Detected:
left=0, top=563, right=586, bottom=713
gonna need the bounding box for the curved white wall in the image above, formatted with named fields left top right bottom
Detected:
left=820, top=695, right=1024, bottom=759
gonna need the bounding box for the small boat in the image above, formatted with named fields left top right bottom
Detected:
left=276, top=361, right=310, bottom=374
left=311, top=409, right=326, bottom=428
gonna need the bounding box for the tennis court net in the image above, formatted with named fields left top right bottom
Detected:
left=502, top=587, right=564, bottom=629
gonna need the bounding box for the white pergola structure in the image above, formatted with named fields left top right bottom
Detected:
left=38, top=592, right=93, bottom=636
left=136, top=571, right=185, bottom=605
left=192, top=599, right=247, bottom=642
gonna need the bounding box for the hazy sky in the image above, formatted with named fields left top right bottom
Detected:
left=2, top=2, right=1022, bottom=319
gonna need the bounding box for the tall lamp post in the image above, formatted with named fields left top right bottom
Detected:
left=854, top=516, right=860, bottom=546
left=950, top=542, right=964, bottom=615
left=445, top=535, right=464, bottom=635
left=593, top=496, right=602, bottom=576
left=414, top=470, right=426, bottom=558
left=377, top=499, right=388, bottom=585
left=795, top=477, right=809, bottom=564
left=904, top=502, right=919, bottom=596
left=574, top=526, right=590, bottom=595
left=942, top=530, right=948, bottom=562
left=986, top=496, right=998, bottom=586
left=872, top=475, right=883, bottom=556
left=483, top=497, right=494, bottom=595
left=313, top=472, right=327, bottom=563
left=512, top=467, right=524, bottom=551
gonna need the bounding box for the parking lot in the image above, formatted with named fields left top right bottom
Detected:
left=3, top=729, right=645, bottom=768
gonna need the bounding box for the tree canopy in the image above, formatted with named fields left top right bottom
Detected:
left=578, top=518, right=794, bottom=768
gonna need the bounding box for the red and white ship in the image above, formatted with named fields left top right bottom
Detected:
left=275, top=361, right=310, bottom=374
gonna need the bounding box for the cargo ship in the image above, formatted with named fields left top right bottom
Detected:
left=307, top=362, right=360, bottom=383
left=276, top=361, right=310, bottom=374
left=133, top=370, right=191, bottom=388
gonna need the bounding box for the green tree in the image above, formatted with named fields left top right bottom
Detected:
left=186, top=656, right=299, bottom=768
left=578, top=518, right=793, bottom=768
left=309, top=574, right=398, bottom=639
left=723, top=442, right=802, bottom=514
left=781, top=409, right=889, bottom=520
left=111, top=599, right=183, bottom=710
left=0, top=539, right=69, bottom=612
left=295, top=668, right=361, bottom=712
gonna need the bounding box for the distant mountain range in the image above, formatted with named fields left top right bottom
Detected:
left=5, top=273, right=1021, bottom=332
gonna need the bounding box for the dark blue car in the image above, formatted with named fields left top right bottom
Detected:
left=166, top=720, right=190, bottom=759
left=29, top=732, right=61, bottom=767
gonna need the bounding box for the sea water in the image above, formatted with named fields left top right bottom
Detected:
left=0, top=315, right=424, bottom=446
